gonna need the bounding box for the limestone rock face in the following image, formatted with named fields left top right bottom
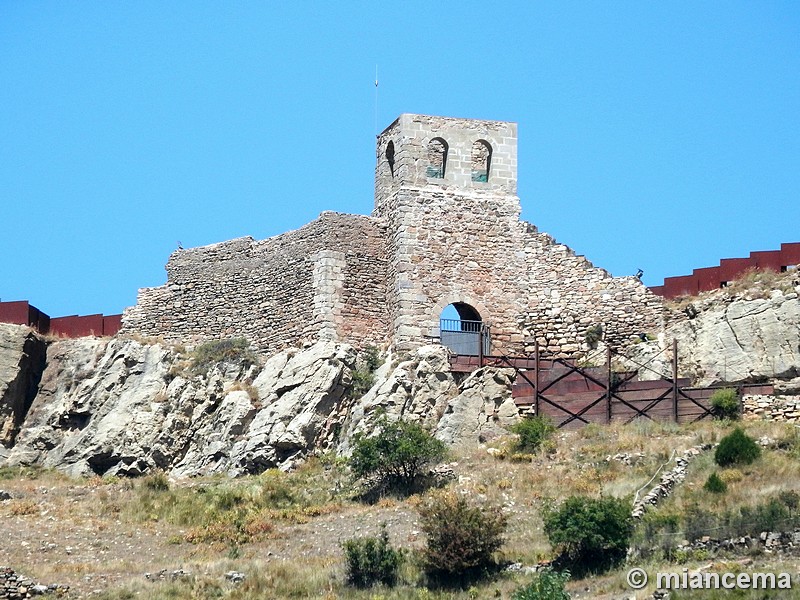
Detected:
left=5, top=338, right=355, bottom=477
left=0, top=324, right=47, bottom=452
left=624, top=290, right=800, bottom=386
left=3, top=334, right=519, bottom=477
left=434, top=367, right=518, bottom=446
left=336, top=345, right=459, bottom=453
left=338, top=345, right=519, bottom=452
left=671, top=291, right=800, bottom=385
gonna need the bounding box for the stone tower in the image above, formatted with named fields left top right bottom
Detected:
left=374, top=114, right=524, bottom=352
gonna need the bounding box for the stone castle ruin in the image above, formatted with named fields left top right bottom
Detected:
left=121, top=114, right=662, bottom=356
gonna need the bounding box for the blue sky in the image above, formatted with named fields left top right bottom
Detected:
left=2, top=2, right=798, bottom=317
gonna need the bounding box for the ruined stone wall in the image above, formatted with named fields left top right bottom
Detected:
left=121, top=212, right=388, bottom=353
left=517, top=227, right=663, bottom=355
left=123, top=113, right=663, bottom=358
left=375, top=185, right=662, bottom=355
left=374, top=113, right=662, bottom=355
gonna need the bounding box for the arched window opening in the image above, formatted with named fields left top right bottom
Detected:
left=471, top=140, right=492, bottom=182
left=440, top=302, right=490, bottom=356
left=385, top=141, right=395, bottom=177
left=426, top=137, right=448, bottom=179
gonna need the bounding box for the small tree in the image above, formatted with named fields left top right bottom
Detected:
left=543, top=495, right=633, bottom=576
left=418, top=490, right=508, bottom=585
left=349, top=417, right=446, bottom=494
left=710, top=388, right=740, bottom=420
left=342, top=523, right=404, bottom=588
left=714, top=428, right=761, bottom=467
left=510, top=415, right=556, bottom=453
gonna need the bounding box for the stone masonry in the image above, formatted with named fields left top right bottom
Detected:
left=122, top=114, right=663, bottom=356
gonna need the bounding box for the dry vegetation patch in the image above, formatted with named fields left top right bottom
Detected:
left=2, top=419, right=800, bottom=598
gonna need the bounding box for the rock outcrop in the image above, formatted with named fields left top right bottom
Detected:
left=624, top=285, right=800, bottom=387
left=0, top=325, right=46, bottom=453
left=1, top=330, right=520, bottom=477
left=3, top=335, right=357, bottom=477
left=336, top=345, right=519, bottom=452
left=671, top=290, right=800, bottom=385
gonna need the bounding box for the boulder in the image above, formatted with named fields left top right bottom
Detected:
left=435, top=367, right=518, bottom=445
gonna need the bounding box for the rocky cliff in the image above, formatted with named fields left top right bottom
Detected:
left=625, top=279, right=800, bottom=387
left=1, top=275, right=798, bottom=477
left=0, top=326, right=519, bottom=477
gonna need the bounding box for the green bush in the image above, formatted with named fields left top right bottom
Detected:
left=710, top=388, right=740, bottom=420
left=584, top=324, right=603, bottom=347
left=351, top=346, right=383, bottom=399
left=141, top=470, right=170, bottom=492
left=342, top=523, right=404, bottom=588
left=512, top=568, right=571, bottom=600
left=190, top=338, right=257, bottom=375
left=349, top=417, right=446, bottom=495
left=733, top=497, right=798, bottom=535
left=418, top=489, right=508, bottom=585
left=683, top=503, right=718, bottom=542
left=509, top=415, right=556, bottom=453
left=543, top=495, right=633, bottom=576
left=703, top=472, right=727, bottom=494
left=681, top=492, right=800, bottom=541
left=714, top=428, right=761, bottom=467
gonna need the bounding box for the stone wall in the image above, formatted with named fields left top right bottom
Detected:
left=744, top=394, right=800, bottom=422
left=374, top=114, right=662, bottom=355
left=517, top=226, right=663, bottom=354
left=123, top=113, right=663, bottom=357
left=122, top=212, right=388, bottom=353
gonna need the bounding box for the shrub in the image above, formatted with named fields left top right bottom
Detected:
left=512, top=568, right=571, bottom=600
left=584, top=324, right=603, bottom=347
left=351, top=346, right=383, bottom=399
left=682, top=493, right=800, bottom=541
left=509, top=415, right=556, bottom=453
left=418, top=489, right=508, bottom=585
left=349, top=417, right=446, bottom=495
left=543, top=495, right=633, bottom=575
left=733, top=497, right=798, bottom=535
left=714, top=428, right=761, bottom=467
left=190, top=338, right=257, bottom=375
left=141, top=470, right=170, bottom=492
left=710, top=388, right=740, bottom=420
left=341, top=523, right=404, bottom=588
left=703, top=472, right=727, bottom=494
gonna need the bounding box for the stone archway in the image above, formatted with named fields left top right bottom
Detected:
left=438, top=300, right=490, bottom=357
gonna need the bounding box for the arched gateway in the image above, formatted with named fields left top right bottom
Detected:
left=439, top=302, right=490, bottom=357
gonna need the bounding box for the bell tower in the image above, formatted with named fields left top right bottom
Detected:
left=374, top=114, right=518, bottom=218
left=372, top=114, right=521, bottom=351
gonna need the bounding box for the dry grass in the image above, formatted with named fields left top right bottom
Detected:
left=3, top=419, right=800, bottom=599
left=666, top=266, right=799, bottom=312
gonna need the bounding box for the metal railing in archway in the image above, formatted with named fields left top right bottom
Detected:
left=439, top=318, right=490, bottom=358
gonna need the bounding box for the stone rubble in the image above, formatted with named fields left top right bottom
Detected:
left=223, top=571, right=246, bottom=584
left=0, top=567, right=68, bottom=599
left=677, top=529, right=800, bottom=556
left=632, top=445, right=712, bottom=519
left=743, top=394, right=800, bottom=423
left=144, top=569, right=191, bottom=582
